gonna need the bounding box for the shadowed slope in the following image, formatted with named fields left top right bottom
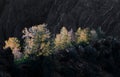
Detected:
left=0, top=0, right=120, bottom=45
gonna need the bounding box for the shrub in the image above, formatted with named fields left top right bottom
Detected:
left=22, top=24, right=54, bottom=57
left=75, top=27, right=98, bottom=44
left=4, top=37, right=21, bottom=50
left=54, top=27, right=75, bottom=50
left=3, top=37, right=23, bottom=60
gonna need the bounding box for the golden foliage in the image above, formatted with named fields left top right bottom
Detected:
left=75, top=28, right=90, bottom=44
left=4, top=37, right=21, bottom=50
left=22, top=24, right=53, bottom=56
left=54, top=27, right=74, bottom=50
left=3, top=24, right=99, bottom=61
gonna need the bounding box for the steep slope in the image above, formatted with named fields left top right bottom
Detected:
left=0, top=0, right=120, bottom=45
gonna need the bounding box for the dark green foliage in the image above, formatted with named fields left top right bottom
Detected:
left=53, top=37, right=120, bottom=77
left=1, top=36, right=120, bottom=77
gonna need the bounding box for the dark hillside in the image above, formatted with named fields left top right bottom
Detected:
left=0, top=0, right=120, bottom=43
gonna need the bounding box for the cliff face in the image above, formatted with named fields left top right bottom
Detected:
left=0, top=0, right=120, bottom=44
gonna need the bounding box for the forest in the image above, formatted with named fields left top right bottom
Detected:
left=0, top=0, right=120, bottom=77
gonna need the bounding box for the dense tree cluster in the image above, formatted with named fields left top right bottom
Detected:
left=0, top=0, right=120, bottom=77
left=0, top=36, right=120, bottom=77
left=0, top=25, right=119, bottom=77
